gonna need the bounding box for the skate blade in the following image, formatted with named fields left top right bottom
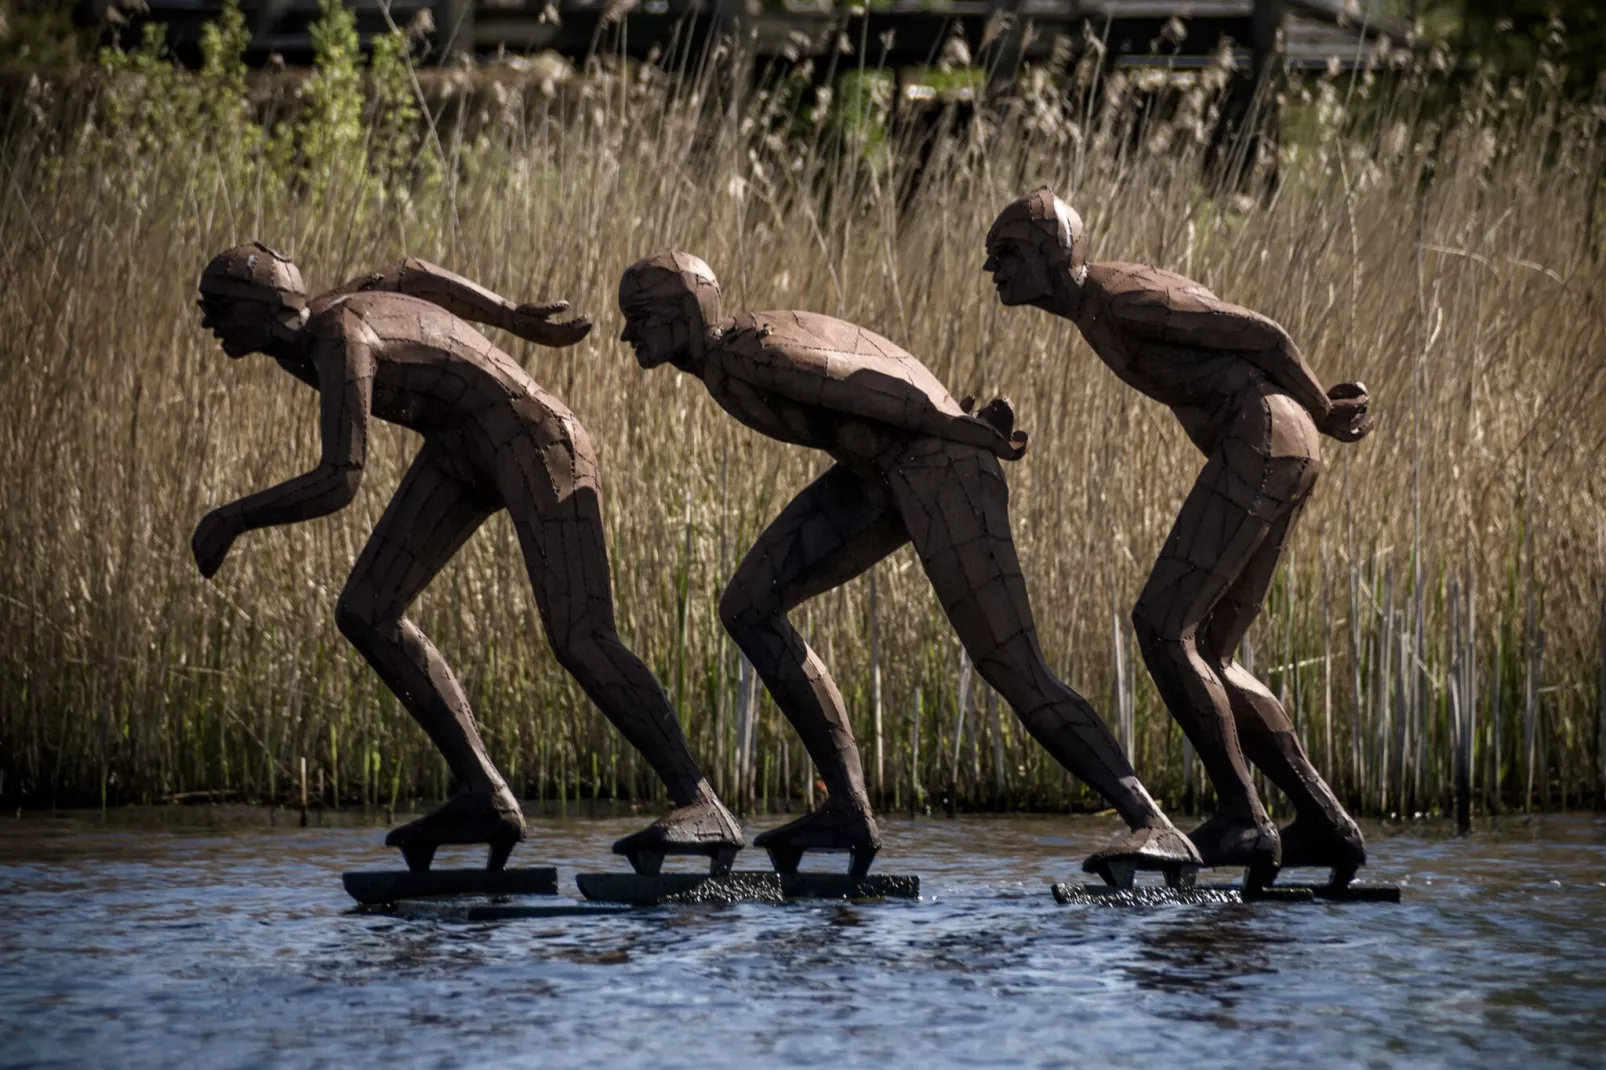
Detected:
left=342, top=866, right=559, bottom=906
left=576, top=870, right=919, bottom=906
left=618, top=843, right=743, bottom=876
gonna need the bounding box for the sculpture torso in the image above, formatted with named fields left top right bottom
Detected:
left=297, top=292, right=573, bottom=442
left=1073, top=262, right=1277, bottom=451
left=703, top=309, right=969, bottom=468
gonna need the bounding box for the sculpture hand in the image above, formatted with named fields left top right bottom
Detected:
left=509, top=299, right=593, bottom=348
left=976, top=396, right=1029, bottom=460
left=999, top=428, right=1029, bottom=460
left=191, top=508, right=241, bottom=579
left=1319, top=381, right=1373, bottom=443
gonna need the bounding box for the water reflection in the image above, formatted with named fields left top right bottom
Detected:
left=1122, top=909, right=1288, bottom=1027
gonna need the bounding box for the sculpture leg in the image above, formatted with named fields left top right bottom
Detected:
left=1201, top=497, right=1366, bottom=878
left=496, top=424, right=741, bottom=851
left=885, top=439, right=1195, bottom=876
left=334, top=446, right=523, bottom=860
left=720, top=463, right=909, bottom=850
left=1130, top=394, right=1318, bottom=870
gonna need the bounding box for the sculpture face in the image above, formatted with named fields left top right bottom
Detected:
left=618, top=297, right=695, bottom=370
left=984, top=189, right=1090, bottom=307
left=197, top=294, right=281, bottom=358
left=617, top=253, right=722, bottom=371
left=983, top=238, right=1056, bottom=307
left=198, top=243, right=308, bottom=358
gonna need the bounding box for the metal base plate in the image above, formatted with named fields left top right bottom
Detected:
left=576, top=870, right=920, bottom=905
left=342, top=866, right=559, bottom=905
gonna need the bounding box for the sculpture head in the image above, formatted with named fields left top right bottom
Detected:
left=198, top=242, right=309, bottom=358
left=617, top=252, right=725, bottom=372
left=983, top=188, right=1089, bottom=307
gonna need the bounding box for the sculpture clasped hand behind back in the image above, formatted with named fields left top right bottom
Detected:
left=617, top=252, right=1201, bottom=884
left=986, top=189, right=1374, bottom=886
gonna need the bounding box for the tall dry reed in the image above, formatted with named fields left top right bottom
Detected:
left=1, top=17, right=1602, bottom=818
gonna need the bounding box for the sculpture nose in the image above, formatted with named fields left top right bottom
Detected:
left=983, top=255, right=998, bottom=273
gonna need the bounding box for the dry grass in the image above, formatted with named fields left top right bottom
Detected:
left=1, top=37, right=1603, bottom=818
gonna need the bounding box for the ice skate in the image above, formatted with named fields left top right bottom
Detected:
left=1056, top=821, right=1308, bottom=906
left=752, top=798, right=882, bottom=879
left=1082, top=824, right=1204, bottom=891
left=611, top=793, right=745, bottom=876
left=1268, top=813, right=1397, bottom=901
left=383, top=787, right=527, bottom=872
left=342, top=788, right=559, bottom=907
left=577, top=798, right=917, bottom=906
left=1187, top=812, right=1282, bottom=892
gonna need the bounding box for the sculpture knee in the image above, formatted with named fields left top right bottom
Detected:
left=1131, top=601, right=1195, bottom=666
left=718, top=576, right=781, bottom=637
left=972, top=654, right=1042, bottom=713
left=545, top=617, right=615, bottom=678
left=335, top=597, right=376, bottom=647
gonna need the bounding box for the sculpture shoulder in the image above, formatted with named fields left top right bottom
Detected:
left=308, top=291, right=494, bottom=351
left=727, top=309, right=960, bottom=409
left=1084, top=261, right=1218, bottom=309
left=1084, top=261, right=1288, bottom=352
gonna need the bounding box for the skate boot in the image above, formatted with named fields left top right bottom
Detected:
left=612, top=792, right=746, bottom=876
left=1278, top=811, right=1367, bottom=888
left=384, top=787, right=526, bottom=873
left=1187, top=813, right=1282, bottom=891
left=753, top=798, right=881, bottom=878
left=1082, top=825, right=1204, bottom=890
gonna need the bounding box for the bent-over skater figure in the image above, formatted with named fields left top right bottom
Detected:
left=193, top=244, right=742, bottom=871
left=984, top=189, right=1374, bottom=885
left=616, top=252, right=1201, bottom=882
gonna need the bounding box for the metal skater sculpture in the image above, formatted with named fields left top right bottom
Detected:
left=194, top=245, right=742, bottom=875
left=616, top=252, right=1202, bottom=884
left=985, top=189, right=1374, bottom=887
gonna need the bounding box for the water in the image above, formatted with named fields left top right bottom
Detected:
left=2, top=810, right=1604, bottom=1069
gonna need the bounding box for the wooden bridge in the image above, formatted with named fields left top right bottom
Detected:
left=131, top=0, right=1406, bottom=85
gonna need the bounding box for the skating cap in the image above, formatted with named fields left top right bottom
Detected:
left=986, top=188, right=1089, bottom=284
left=200, top=242, right=308, bottom=311
left=618, top=251, right=724, bottom=328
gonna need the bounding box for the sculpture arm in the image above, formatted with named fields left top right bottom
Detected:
left=321, top=258, right=592, bottom=348
left=714, top=347, right=1026, bottom=458
left=192, top=325, right=372, bottom=578
left=229, top=329, right=372, bottom=533
left=1110, top=286, right=1333, bottom=420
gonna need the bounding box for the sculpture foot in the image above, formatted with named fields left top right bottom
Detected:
left=1082, top=825, right=1203, bottom=890
left=611, top=793, right=745, bottom=875
left=384, top=788, right=526, bottom=873
left=753, top=801, right=880, bottom=877
left=400, top=843, right=436, bottom=874
left=1277, top=812, right=1367, bottom=888
left=1186, top=813, right=1281, bottom=891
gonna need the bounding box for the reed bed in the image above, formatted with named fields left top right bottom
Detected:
left=1, top=9, right=1603, bottom=818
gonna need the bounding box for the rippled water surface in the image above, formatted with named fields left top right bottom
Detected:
left=2, top=810, right=1604, bottom=1069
